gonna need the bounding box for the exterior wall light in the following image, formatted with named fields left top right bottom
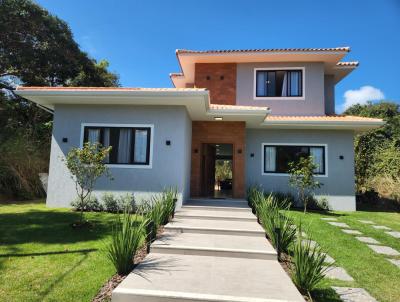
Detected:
left=214, top=117, right=223, bottom=121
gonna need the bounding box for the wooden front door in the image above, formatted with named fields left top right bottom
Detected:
left=201, top=144, right=216, bottom=197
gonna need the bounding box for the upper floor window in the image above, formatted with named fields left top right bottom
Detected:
left=255, top=69, right=303, bottom=98
left=82, top=124, right=152, bottom=167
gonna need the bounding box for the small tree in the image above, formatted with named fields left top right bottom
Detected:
left=288, top=156, right=321, bottom=213
left=64, top=142, right=112, bottom=224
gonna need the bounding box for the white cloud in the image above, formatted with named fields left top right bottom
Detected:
left=342, top=86, right=385, bottom=110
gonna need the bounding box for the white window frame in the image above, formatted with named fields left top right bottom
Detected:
left=80, top=123, right=154, bottom=169
left=253, top=67, right=306, bottom=101
left=261, top=143, right=328, bottom=177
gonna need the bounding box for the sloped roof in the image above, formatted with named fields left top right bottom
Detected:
left=176, top=47, right=350, bottom=54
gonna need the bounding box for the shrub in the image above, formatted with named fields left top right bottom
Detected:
left=291, top=233, right=331, bottom=299
left=255, top=194, right=296, bottom=254
left=102, top=192, right=119, bottom=213
left=368, top=174, right=400, bottom=202
left=118, top=193, right=136, bottom=213
left=71, top=195, right=103, bottom=212
left=106, top=212, right=147, bottom=275
left=307, top=195, right=330, bottom=211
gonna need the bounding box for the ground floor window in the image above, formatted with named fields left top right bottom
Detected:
left=83, top=124, right=152, bottom=166
left=263, top=144, right=326, bottom=175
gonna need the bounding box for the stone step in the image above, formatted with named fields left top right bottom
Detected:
left=175, top=208, right=256, bottom=221
left=112, top=253, right=305, bottom=302
left=164, top=217, right=265, bottom=237
left=151, top=232, right=276, bottom=260
left=182, top=199, right=251, bottom=212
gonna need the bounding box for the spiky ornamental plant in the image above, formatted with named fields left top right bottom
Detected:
left=106, top=212, right=147, bottom=275
left=291, top=229, right=331, bottom=300
left=255, top=194, right=296, bottom=255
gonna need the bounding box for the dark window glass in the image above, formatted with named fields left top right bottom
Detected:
left=256, top=70, right=303, bottom=97
left=263, top=145, right=325, bottom=174
left=83, top=126, right=151, bottom=165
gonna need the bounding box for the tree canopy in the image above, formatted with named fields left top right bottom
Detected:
left=344, top=101, right=400, bottom=199
left=0, top=0, right=119, bottom=199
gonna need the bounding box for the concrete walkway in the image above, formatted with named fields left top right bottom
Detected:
left=112, top=199, right=305, bottom=302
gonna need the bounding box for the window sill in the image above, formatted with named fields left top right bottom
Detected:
left=262, top=172, right=328, bottom=177
left=254, top=96, right=305, bottom=101
left=106, top=164, right=152, bottom=169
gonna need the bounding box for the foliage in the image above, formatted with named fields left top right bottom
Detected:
left=252, top=191, right=296, bottom=254
left=288, top=156, right=322, bottom=213
left=291, top=231, right=330, bottom=299
left=64, top=142, right=112, bottom=223
left=71, top=195, right=103, bottom=212
left=269, top=191, right=296, bottom=209
left=0, top=133, right=48, bottom=199
left=368, top=175, right=400, bottom=202
left=215, top=160, right=232, bottom=181
left=106, top=212, right=147, bottom=275
left=0, top=0, right=119, bottom=199
left=138, top=187, right=177, bottom=241
left=344, top=101, right=400, bottom=196
left=117, top=193, right=136, bottom=213
left=102, top=192, right=120, bottom=213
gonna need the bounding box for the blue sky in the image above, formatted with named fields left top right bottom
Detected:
left=37, top=0, right=400, bottom=112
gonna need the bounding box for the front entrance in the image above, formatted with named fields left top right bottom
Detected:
left=190, top=121, right=245, bottom=199
left=201, top=143, right=233, bottom=198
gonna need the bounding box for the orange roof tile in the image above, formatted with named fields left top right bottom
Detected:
left=209, top=104, right=269, bottom=111
left=16, top=86, right=207, bottom=92
left=176, top=47, right=350, bottom=55
left=264, top=115, right=383, bottom=123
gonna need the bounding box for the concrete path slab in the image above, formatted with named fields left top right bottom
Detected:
left=372, top=225, right=391, bottom=230
left=152, top=232, right=277, bottom=260
left=386, top=231, right=400, bottom=238
left=165, top=217, right=265, bottom=237
left=322, top=253, right=335, bottom=264
left=113, top=199, right=305, bottom=302
left=332, top=287, right=377, bottom=302
left=367, top=244, right=400, bottom=256
left=113, top=253, right=305, bottom=302
left=320, top=217, right=337, bottom=221
left=387, top=259, right=400, bottom=268
left=328, top=222, right=350, bottom=228
left=175, top=208, right=256, bottom=221
left=324, top=266, right=354, bottom=281
left=355, top=237, right=380, bottom=244
left=358, top=220, right=375, bottom=224
left=342, top=229, right=362, bottom=235
left=183, top=199, right=250, bottom=210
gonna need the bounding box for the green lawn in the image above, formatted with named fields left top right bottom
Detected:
left=0, top=201, right=119, bottom=302
left=289, top=209, right=400, bottom=302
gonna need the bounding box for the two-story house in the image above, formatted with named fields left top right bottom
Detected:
left=16, top=47, right=384, bottom=211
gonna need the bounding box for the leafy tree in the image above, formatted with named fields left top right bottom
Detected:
left=0, top=0, right=119, bottom=198
left=288, top=156, right=322, bottom=213
left=344, top=101, right=400, bottom=193
left=64, top=142, right=112, bottom=225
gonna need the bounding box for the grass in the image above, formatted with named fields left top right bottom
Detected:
left=0, top=201, right=125, bottom=302
left=289, top=209, right=400, bottom=302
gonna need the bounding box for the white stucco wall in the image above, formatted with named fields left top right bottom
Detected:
left=245, top=129, right=356, bottom=211
left=47, top=104, right=192, bottom=208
